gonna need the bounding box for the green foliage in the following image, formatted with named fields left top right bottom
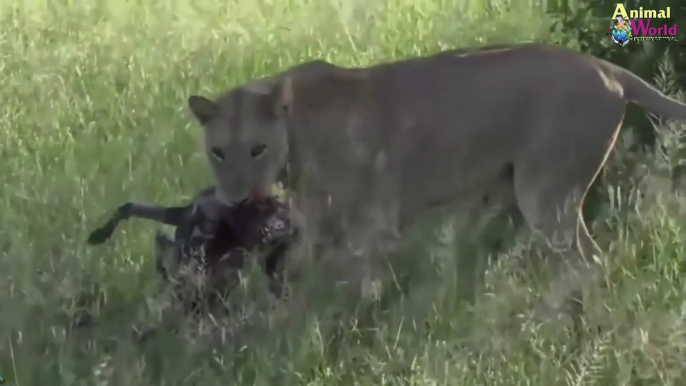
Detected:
left=0, top=0, right=684, bottom=384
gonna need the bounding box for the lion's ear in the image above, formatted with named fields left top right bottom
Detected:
left=245, top=76, right=294, bottom=118
left=273, top=76, right=294, bottom=117
left=188, top=95, right=218, bottom=125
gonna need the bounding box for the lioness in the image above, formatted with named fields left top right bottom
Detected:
left=187, top=43, right=686, bottom=321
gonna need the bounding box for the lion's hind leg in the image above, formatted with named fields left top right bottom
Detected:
left=511, top=98, right=625, bottom=338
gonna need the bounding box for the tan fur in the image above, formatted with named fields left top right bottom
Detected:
left=188, top=43, right=686, bottom=314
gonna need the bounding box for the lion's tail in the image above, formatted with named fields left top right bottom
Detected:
left=614, top=65, right=686, bottom=121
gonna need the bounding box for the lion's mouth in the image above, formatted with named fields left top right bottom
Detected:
left=247, top=186, right=269, bottom=204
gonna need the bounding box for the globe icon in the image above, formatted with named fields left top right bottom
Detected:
left=611, top=25, right=631, bottom=46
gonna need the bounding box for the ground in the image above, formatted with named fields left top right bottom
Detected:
left=0, top=0, right=685, bottom=385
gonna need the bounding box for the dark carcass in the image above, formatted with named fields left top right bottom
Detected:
left=87, top=186, right=299, bottom=316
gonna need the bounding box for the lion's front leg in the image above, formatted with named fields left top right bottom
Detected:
left=332, top=195, right=404, bottom=300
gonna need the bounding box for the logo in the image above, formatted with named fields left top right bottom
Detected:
left=609, top=16, right=632, bottom=46
left=606, top=4, right=678, bottom=46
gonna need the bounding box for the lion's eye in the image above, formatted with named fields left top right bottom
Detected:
left=251, top=144, right=267, bottom=158
left=210, top=147, right=225, bottom=161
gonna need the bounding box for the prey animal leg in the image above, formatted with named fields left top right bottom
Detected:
left=87, top=203, right=187, bottom=245
left=154, top=232, right=176, bottom=280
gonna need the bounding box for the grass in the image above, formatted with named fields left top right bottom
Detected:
left=1, top=0, right=685, bottom=384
